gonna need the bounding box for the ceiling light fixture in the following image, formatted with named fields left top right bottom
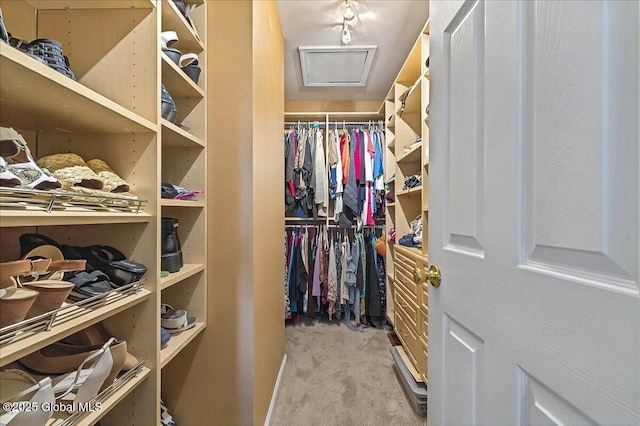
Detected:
left=343, top=0, right=355, bottom=21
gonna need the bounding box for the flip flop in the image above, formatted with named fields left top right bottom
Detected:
left=67, top=271, right=112, bottom=300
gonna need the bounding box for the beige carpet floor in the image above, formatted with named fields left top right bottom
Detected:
left=270, top=320, right=427, bottom=426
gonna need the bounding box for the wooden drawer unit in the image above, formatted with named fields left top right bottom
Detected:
left=395, top=309, right=419, bottom=368
left=418, top=337, right=428, bottom=383
left=395, top=282, right=420, bottom=330
left=420, top=282, right=428, bottom=312
left=418, top=309, right=428, bottom=340
left=395, top=267, right=420, bottom=299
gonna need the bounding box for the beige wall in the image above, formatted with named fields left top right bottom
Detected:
left=285, top=100, right=383, bottom=113
left=167, top=1, right=285, bottom=425
left=252, top=3, right=285, bottom=425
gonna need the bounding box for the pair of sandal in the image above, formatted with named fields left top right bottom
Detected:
left=0, top=250, right=85, bottom=328
left=36, top=153, right=130, bottom=194
left=161, top=304, right=197, bottom=335
left=18, top=233, right=147, bottom=301
left=1, top=333, right=133, bottom=424
left=161, top=31, right=202, bottom=84
left=0, top=127, right=61, bottom=191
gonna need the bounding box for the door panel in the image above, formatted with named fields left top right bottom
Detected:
left=519, top=369, right=598, bottom=426
left=443, top=315, right=483, bottom=426
left=429, top=1, right=640, bottom=425
left=520, top=1, right=639, bottom=292
left=444, top=0, right=485, bottom=257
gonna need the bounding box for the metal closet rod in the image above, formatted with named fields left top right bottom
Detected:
left=285, top=224, right=386, bottom=229
left=284, top=121, right=384, bottom=126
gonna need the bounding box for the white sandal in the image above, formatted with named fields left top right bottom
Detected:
left=161, top=31, right=178, bottom=49
left=0, top=370, right=55, bottom=426
left=0, top=127, right=61, bottom=191
left=51, top=337, right=116, bottom=413
left=161, top=304, right=197, bottom=334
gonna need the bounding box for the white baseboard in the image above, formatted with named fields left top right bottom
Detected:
left=264, top=353, right=287, bottom=426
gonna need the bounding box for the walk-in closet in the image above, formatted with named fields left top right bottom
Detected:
left=2, top=0, right=637, bottom=425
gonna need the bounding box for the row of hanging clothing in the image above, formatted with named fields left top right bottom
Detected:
left=284, top=122, right=386, bottom=228
left=284, top=225, right=387, bottom=332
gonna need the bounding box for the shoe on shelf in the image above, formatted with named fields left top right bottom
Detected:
left=161, top=84, right=178, bottom=124
left=85, top=159, right=130, bottom=193
left=0, top=370, right=55, bottom=425
left=0, top=156, right=21, bottom=187
left=0, top=287, right=38, bottom=329
left=19, top=338, right=127, bottom=393
left=36, top=153, right=104, bottom=190
left=161, top=327, right=171, bottom=348
left=161, top=218, right=183, bottom=273
left=161, top=304, right=197, bottom=334
left=0, top=127, right=61, bottom=191
left=62, top=322, right=138, bottom=371
left=161, top=399, right=177, bottom=426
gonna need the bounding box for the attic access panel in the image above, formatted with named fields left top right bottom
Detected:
left=298, top=46, right=377, bottom=87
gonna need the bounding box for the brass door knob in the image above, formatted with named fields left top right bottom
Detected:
left=414, top=264, right=441, bottom=287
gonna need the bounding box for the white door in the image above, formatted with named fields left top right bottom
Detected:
left=428, top=1, right=639, bottom=425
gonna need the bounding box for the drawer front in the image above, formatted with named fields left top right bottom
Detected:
left=418, top=338, right=428, bottom=382
left=418, top=309, right=428, bottom=340
left=395, top=283, right=420, bottom=330
left=394, top=259, right=413, bottom=280
left=395, top=310, right=418, bottom=368
left=395, top=267, right=420, bottom=299
left=420, top=282, right=428, bottom=313
left=395, top=253, right=414, bottom=274
left=395, top=245, right=422, bottom=263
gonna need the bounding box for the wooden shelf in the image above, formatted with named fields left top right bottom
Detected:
left=386, top=114, right=396, bottom=129
left=160, top=322, right=206, bottom=368
left=0, top=289, right=151, bottom=367
left=397, top=36, right=423, bottom=85
left=396, top=186, right=422, bottom=197
left=387, top=202, right=396, bottom=207
left=0, top=210, right=152, bottom=228
left=161, top=199, right=205, bottom=208
left=398, top=141, right=422, bottom=164
left=46, top=367, right=151, bottom=426
left=0, top=46, right=156, bottom=134
left=161, top=54, right=205, bottom=99
left=386, top=133, right=396, bottom=150
left=161, top=263, right=205, bottom=290
left=162, top=0, right=205, bottom=53
left=161, top=119, right=205, bottom=148
left=402, top=79, right=422, bottom=115
left=26, top=0, right=155, bottom=9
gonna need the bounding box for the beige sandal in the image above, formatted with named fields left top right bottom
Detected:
left=36, top=153, right=103, bottom=190
left=86, top=159, right=130, bottom=193
left=19, top=245, right=84, bottom=318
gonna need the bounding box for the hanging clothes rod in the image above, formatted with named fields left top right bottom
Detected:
left=284, top=224, right=385, bottom=229
left=284, top=121, right=384, bottom=126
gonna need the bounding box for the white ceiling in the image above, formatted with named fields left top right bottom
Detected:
left=276, top=0, right=429, bottom=102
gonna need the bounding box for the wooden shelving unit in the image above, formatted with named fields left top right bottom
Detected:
left=381, top=20, right=430, bottom=384
left=0, top=289, right=151, bottom=366
left=45, top=367, right=152, bottom=426
left=0, top=0, right=207, bottom=423
left=160, top=263, right=205, bottom=290
left=0, top=47, right=156, bottom=134
left=160, top=322, right=206, bottom=368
